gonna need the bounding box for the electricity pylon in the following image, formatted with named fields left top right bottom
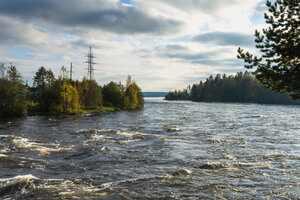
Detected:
left=83, top=46, right=97, bottom=81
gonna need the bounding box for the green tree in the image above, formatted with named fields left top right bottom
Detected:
left=102, top=81, right=124, bottom=108
left=86, top=80, right=102, bottom=110
left=76, top=78, right=102, bottom=110
left=237, top=0, right=300, bottom=99
left=33, top=67, right=55, bottom=89
left=33, top=66, right=55, bottom=111
left=0, top=64, right=27, bottom=117
left=0, top=63, right=5, bottom=78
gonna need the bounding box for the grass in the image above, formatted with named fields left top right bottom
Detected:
left=80, top=106, right=120, bottom=114
left=27, top=102, right=120, bottom=116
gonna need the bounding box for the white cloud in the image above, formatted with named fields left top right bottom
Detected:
left=0, top=15, right=49, bottom=46
left=0, top=0, right=268, bottom=91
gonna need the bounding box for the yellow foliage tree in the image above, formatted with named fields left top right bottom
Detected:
left=123, top=76, right=144, bottom=110
left=50, top=82, right=80, bottom=114
left=76, top=78, right=102, bottom=110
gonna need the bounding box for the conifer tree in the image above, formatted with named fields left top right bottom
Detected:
left=0, top=64, right=27, bottom=117
left=237, top=0, right=300, bottom=99
left=33, top=66, right=55, bottom=111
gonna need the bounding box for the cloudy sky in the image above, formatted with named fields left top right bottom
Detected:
left=0, top=0, right=267, bottom=91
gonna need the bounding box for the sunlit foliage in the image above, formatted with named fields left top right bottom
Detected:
left=76, top=78, right=102, bottom=110
left=49, top=81, right=80, bottom=114
left=123, top=76, right=144, bottom=110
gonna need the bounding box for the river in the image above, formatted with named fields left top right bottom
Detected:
left=0, top=98, right=299, bottom=199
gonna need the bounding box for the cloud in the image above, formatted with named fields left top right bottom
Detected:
left=0, top=15, right=73, bottom=55
left=26, top=53, right=50, bottom=59
left=0, top=16, right=49, bottom=46
left=159, top=44, right=188, bottom=51
left=148, top=0, right=238, bottom=13
left=139, top=43, right=232, bottom=63
left=192, top=32, right=254, bottom=46
left=192, top=59, right=243, bottom=67
left=162, top=52, right=213, bottom=60
left=0, top=0, right=266, bottom=91
left=0, top=0, right=183, bottom=35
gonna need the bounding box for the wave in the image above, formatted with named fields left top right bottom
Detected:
left=223, top=154, right=238, bottom=161
left=78, top=129, right=153, bottom=145
left=76, top=129, right=117, bottom=134
left=263, top=123, right=275, bottom=126
left=0, top=175, right=110, bottom=199
left=208, top=138, right=224, bottom=144
left=101, top=175, right=172, bottom=189
left=173, top=168, right=193, bottom=175
left=164, top=125, right=180, bottom=131
left=90, top=134, right=113, bottom=141
left=0, top=135, right=13, bottom=138
left=77, top=129, right=149, bottom=137
left=0, top=154, right=7, bottom=158
left=11, top=136, right=73, bottom=156
left=257, top=152, right=300, bottom=160
left=198, top=161, right=269, bottom=170
left=199, top=162, right=229, bottom=169
left=0, top=174, right=37, bottom=196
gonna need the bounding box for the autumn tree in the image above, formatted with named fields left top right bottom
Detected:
left=49, top=81, right=80, bottom=114
left=237, top=0, right=300, bottom=99
left=76, top=78, right=102, bottom=110
left=123, top=76, right=144, bottom=110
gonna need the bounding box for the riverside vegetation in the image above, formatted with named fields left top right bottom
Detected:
left=165, top=71, right=300, bottom=105
left=0, top=64, right=144, bottom=118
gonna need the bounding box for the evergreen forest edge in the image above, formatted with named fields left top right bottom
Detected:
left=165, top=71, right=300, bottom=105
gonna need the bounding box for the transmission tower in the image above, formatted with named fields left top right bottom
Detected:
left=83, top=46, right=97, bottom=80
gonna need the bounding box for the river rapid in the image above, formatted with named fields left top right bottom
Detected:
left=0, top=98, right=299, bottom=199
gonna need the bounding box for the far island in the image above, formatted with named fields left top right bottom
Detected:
left=165, top=71, right=300, bottom=105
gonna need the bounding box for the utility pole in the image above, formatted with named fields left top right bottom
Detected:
left=70, top=63, right=73, bottom=81
left=83, top=46, right=97, bottom=81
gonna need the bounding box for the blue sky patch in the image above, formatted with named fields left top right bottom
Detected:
left=120, top=0, right=132, bottom=4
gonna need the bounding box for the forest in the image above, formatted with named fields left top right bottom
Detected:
left=0, top=64, right=144, bottom=118
left=165, top=71, right=300, bottom=105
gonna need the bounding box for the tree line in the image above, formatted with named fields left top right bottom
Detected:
left=0, top=64, right=144, bottom=118
left=165, top=71, right=300, bottom=105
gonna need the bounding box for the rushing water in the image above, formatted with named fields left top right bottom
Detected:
left=0, top=98, right=299, bottom=199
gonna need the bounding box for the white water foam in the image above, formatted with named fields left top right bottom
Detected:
left=11, top=136, right=73, bottom=155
